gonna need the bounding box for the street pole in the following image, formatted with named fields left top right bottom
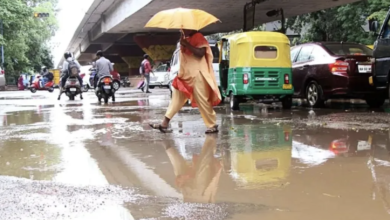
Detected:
left=0, top=20, right=4, bottom=67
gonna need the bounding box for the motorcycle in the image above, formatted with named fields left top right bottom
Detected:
left=96, top=76, right=115, bottom=104
left=29, top=74, right=54, bottom=93
left=121, top=77, right=131, bottom=87
left=58, top=72, right=83, bottom=100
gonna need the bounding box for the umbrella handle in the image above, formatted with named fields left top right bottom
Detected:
left=180, top=29, right=185, bottom=38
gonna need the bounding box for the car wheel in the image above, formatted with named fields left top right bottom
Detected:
left=281, top=95, right=293, bottom=109
left=149, top=86, right=155, bottom=89
left=365, top=98, right=385, bottom=108
left=306, top=81, right=324, bottom=108
left=113, top=81, right=120, bottom=91
left=230, top=92, right=240, bottom=110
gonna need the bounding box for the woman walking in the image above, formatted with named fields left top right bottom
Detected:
left=150, top=30, right=221, bottom=134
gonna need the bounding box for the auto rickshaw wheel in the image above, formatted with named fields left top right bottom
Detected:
left=281, top=96, right=292, bottom=109
left=230, top=93, right=240, bottom=110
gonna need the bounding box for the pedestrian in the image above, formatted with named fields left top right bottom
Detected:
left=94, top=50, right=113, bottom=89
left=139, top=54, right=154, bottom=93
left=149, top=30, right=221, bottom=134
left=18, top=75, right=24, bottom=90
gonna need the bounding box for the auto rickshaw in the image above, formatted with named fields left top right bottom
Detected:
left=219, top=31, right=294, bottom=110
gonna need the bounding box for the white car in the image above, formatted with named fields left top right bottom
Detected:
left=0, top=66, right=5, bottom=90
left=168, top=40, right=221, bottom=97
left=149, top=64, right=169, bottom=89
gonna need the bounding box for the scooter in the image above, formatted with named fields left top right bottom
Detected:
left=29, top=74, right=54, bottom=93
left=58, top=73, right=83, bottom=100
left=82, top=71, right=93, bottom=92
left=96, top=76, right=115, bottom=104
left=121, top=77, right=131, bottom=87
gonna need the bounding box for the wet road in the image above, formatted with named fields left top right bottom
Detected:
left=1, top=89, right=390, bottom=220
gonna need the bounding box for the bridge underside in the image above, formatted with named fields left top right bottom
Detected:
left=66, top=0, right=361, bottom=76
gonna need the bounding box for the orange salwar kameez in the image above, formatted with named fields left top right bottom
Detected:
left=165, top=32, right=221, bottom=128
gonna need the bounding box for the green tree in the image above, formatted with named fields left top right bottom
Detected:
left=286, top=1, right=383, bottom=45
left=0, top=0, right=57, bottom=79
left=367, top=0, right=390, bottom=26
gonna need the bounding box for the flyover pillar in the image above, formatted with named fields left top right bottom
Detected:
left=121, top=56, right=143, bottom=75
left=133, top=34, right=179, bottom=62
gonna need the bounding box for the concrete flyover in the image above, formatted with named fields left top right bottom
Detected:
left=61, top=0, right=362, bottom=77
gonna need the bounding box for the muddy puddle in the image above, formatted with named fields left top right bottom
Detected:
left=1, top=90, right=390, bottom=219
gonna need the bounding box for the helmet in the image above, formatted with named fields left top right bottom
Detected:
left=64, top=52, right=72, bottom=59
left=96, top=50, right=103, bottom=57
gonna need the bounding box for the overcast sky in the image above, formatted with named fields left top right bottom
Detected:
left=51, top=0, right=94, bottom=66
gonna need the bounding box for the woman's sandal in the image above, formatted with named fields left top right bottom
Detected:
left=205, top=125, right=219, bottom=134
left=149, top=123, right=172, bottom=133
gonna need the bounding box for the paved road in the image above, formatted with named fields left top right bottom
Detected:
left=1, top=88, right=390, bottom=220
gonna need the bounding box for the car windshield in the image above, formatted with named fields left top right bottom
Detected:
left=323, top=43, right=373, bottom=56
left=154, top=64, right=167, bottom=72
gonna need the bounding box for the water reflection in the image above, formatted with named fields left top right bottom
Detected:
left=294, top=128, right=390, bottom=159
left=164, top=135, right=222, bottom=203
left=223, top=122, right=292, bottom=189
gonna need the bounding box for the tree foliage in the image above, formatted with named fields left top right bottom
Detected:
left=286, top=0, right=390, bottom=45
left=0, top=0, right=57, bottom=79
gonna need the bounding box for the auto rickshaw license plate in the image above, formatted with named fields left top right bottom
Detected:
left=283, top=84, right=292, bottom=89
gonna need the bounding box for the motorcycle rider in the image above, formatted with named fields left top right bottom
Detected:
left=39, top=66, right=53, bottom=88
left=94, top=50, right=113, bottom=89
left=58, top=52, right=83, bottom=100
left=60, top=52, right=82, bottom=89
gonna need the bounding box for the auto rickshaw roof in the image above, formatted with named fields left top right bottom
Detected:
left=222, top=31, right=290, bottom=45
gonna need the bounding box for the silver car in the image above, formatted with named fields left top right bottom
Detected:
left=0, top=66, right=5, bottom=90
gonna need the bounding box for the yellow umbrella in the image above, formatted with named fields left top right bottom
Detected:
left=145, top=8, right=220, bottom=30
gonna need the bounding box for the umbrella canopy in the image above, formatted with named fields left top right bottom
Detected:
left=145, top=8, right=220, bottom=30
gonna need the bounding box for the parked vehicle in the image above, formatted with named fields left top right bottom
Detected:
left=369, top=15, right=390, bottom=101
left=120, top=77, right=131, bottom=87
left=110, top=68, right=121, bottom=91
left=290, top=42, right=383, bottom=108
left=219, top=32, right=293, bottom=110
left=95, top=76, right=115, bottom=104
left=0, top=66, right=5, bottom=90
left=29, top=74, right=54, bottom=93
left=150, top=64, right=169, bottom=88
left=82, top=69, right=94, bottom=92
left=49, top=69, right=61, bottom=88
left=168, top=40, right=221, bottom=103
